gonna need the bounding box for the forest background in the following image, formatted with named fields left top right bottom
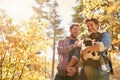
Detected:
left=0, top=0, right=120, bottom=80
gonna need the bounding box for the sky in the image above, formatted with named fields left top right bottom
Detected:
left=47, top=0, right=76, bottom=60
left=57, top=0, right=76, bottom=35
left=0, top=0, right=76, bottom=35
left=0, top=0, right=35, bottom=24
left=0, top=0, right=76, bottom=60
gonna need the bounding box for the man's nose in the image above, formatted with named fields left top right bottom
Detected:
left=75, top=31, right=79, bottom=34
left=88, top=27, right=91, bottom=29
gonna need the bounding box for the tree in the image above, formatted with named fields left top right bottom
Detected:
left=33, top=0, right=64, bottom=79
left=72, top=0, right=120, bottom=50
left=33, top=0, right=64, bottom=40
left=72, top=0, right=120, bottom=78
left=0, top=8, right=51, bottom=80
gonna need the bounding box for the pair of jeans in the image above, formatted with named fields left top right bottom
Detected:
left=99, top=73, right=110, bottom=80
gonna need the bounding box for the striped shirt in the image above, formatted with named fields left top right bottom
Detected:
left=57, top=37, right=77, bottom=71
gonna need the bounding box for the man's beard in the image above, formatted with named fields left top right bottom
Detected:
left=71, top=34, right=77, bottom=39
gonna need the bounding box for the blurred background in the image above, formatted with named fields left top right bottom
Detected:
left=0, top=0, right=120, bottom=80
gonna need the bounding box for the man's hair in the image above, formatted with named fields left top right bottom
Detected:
left=70, top=23, right=80, bottom=30
left=85, top=18, right=99, bottom=26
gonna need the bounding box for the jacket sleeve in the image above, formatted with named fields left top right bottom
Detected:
left=57, top=39, right=74, bottom=55
left=98, top=32, right=111, bottom=52
left=72, top=47, right=81, bottom=62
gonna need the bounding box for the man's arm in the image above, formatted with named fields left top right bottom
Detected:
left=57, top=39, right=79, bottom=55
left=66, top=47, right=81, bottom=76
left=82, top=32, right=111, bottom=54
left=99, top=32, right=111, bottom=51
left=67, top=47, right=81, bottom=67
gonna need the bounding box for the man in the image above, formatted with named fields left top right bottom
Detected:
left=54, top=23, right=80, bottom=80
left=67, top=18, right=112, bottom=80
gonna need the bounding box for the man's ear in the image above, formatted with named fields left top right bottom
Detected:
left=96, top=25, right=99, bottom=30
left=69, top=29, right=71, bottom=33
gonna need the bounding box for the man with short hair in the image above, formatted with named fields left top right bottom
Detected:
left=67, top=18, right=112, bottom=80
left=54, top=23, right=80, bottom=80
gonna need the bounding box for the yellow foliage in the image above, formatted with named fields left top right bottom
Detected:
left=40, top=19, right=48, bottom=28
left=117, top=34, right=120, bottom=39
left=0, top=13, right=51, bottom=80
left=113, top=26, right=120, bottom=32
left=104, top=5, right=116, bottom=14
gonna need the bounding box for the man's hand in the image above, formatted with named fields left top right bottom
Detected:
left=73, top=41, right=79, bottom=48
left=66, top=67, right=77, bottom=76
left=78, top=40, right=83, bottom=47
